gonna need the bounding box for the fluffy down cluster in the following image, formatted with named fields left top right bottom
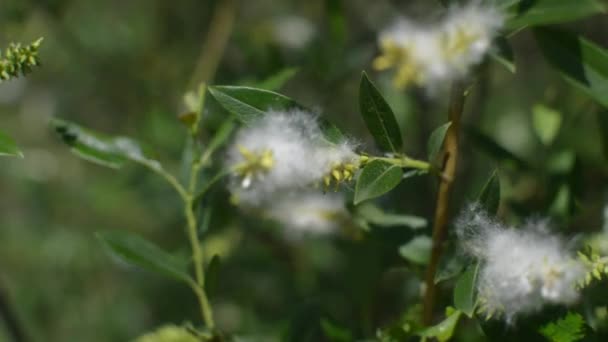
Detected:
left=373, top=1, right=503, bottom=92
left=265, top=191, right=348, bottom=239
left=226, top=108, right=356, bottom=207
left=226, top=110, right=356, bottom=237
left=456, top=205, right=585, bottom=322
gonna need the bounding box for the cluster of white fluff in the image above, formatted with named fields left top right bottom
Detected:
left=456, top=204, right=585, bottom=322
left=374, top=1, right=504, bottom=92
left=226, top=109, right=358, bottom=206
left=264, top=191, right=347, bottom=239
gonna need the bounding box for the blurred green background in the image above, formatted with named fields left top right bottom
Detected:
left=1, top=0, right=608, bottom=341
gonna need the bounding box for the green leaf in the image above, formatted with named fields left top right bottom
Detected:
left=134, top=325, right=200, bottom=342
left=435, top=254, right=466, bottom=284
left=52, top=118, right=161, bottom=170
left=96, top=231, right=191, bottom=283
left=0, top=130, right=23, bottom=157
left=355, top=202, right=427, bottom=229
left=535, top=28, right=608, bottom=109
left=453, top=263, right=479, bottom=318
left=399, top=235, right=431, bottom=266
left=208, top=86, right=300, bottom=125
left=208, top=85, right=345, bottom=143
left=532, top=104, right=562, bottom=145
left=539, top=312, right=586, bottom=342
left=359, top=72, right=403, bottom=152
left=549, top=183, right=571, bottom=217
left=320, top=318, right=353, bottom=342
left=205, top=254, right=221, bottom=297
left=255, top=67, right=299, bottom=91
left=419, top=308, right=462, bottom=342
left=427, top=122, right=452, bottom=164
left=354, top=160, right=403, bottom=204
left=478, top=170, right=501, bottom=214
left=505, top=0, right=605, bottom=30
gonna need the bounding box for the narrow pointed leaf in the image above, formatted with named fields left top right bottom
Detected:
left=208, top=86, right=300, bottom=125
left=427, top=122, right=452, bottom=164
left=535, top=28, right=608, bottom=109
left=354, top=160, right=403, bottom=204
left=359, top=72, right=403, bottom=152
left=96, top=231, right=191, bottom=283
left=478, top=170, right=501, bottom=214
left=52, top=118, right=162, bottom=170
left=505, top=0, right=605, bottom=30
left=208, top=86, right=345, bottom=143
left=454, top=262, right=480, bottom=318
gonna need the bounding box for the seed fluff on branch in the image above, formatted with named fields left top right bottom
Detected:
left=456, top=204, right=584, bottom=322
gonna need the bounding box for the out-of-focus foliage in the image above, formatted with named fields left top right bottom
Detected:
left=1, top=0, right=608, bottom=341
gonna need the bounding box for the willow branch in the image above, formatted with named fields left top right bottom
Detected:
left=422, top=82, right=467, bottom=325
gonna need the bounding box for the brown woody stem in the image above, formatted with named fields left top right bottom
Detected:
left=422, top=82, right=467, bottom=325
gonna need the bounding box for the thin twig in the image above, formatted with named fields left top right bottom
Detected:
left=422, top=82, right=467, bottom=325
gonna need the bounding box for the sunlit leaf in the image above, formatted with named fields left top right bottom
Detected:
left=532, top=104, right=562, bottom=145
left=0, top=130, right=23, bottom=157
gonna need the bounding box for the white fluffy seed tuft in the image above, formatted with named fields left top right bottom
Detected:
left=264, top=191, right=347, bottom=239
left=456, top=204, right=585, bottom=322
left=374, top=1, right=504, bottom=92
left=226, top=109, right=357, bottom=206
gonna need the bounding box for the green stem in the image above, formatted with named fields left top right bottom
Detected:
left=370, top=156, right=431, bottom=171
left=193, top=169, right=232, bottom=203
left=137, top=160, right=188, bottom=200
left=185, top=193, right=215, bottom=329
left=184, top=93, right=215, bottom=329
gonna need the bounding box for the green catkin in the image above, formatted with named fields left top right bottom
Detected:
left=0, top=38, right=43, bottom=82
